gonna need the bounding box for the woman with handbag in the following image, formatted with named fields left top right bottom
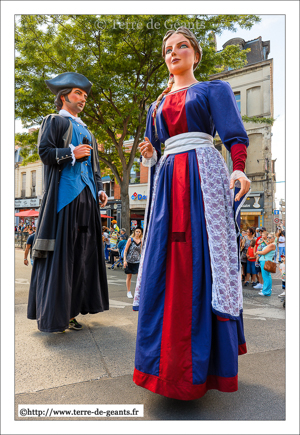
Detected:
left=256, top=232, right=276, bottom=296
left=123, top=227, right=143, bottom=299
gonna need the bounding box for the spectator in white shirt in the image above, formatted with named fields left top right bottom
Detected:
left=278, top=230, right=285, bottom=262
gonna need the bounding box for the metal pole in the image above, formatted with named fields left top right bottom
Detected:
left=271, top=177, right=274, bottom=233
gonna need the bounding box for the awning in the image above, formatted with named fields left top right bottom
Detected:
left=15, top=209, right=39, bottom=217
left=130, top=213, right=144, bottom=219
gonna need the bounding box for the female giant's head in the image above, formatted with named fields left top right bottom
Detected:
left=162, top=27, right=202, bottom=74
left=152, top=27, right=202, bottom=131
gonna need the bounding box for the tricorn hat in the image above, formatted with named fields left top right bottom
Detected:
left=45, top=72, right=92, bottom=95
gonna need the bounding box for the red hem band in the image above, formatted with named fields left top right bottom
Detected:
left=133, top=368, right=238, bottom=401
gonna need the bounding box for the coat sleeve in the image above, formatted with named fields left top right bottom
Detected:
left=90, top=133, right=104, bottom=193
left=208, top=80, right=249, bottom=152
left=38, top=115, right=73, bottom=166
left=145, top=103, right=162, bottom=158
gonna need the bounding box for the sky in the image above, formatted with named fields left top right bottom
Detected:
left=15, top=14, right=285, bottom=207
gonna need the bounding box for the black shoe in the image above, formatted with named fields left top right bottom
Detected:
left=244, top=282, right=249, bottom=287
left=252, top=282, right=258, bottom=287
left=69, top=318, right=83, bottom=330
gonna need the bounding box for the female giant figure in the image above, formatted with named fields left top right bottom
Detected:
left=132, top=27, right=251, bottom=400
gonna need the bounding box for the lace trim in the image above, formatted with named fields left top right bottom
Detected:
left=141, top=148, right=158, bottom=167
left=69, top=144, right=76, bottom=166
left=230, top=170, right=250, bottom=188
left=195, top=147, right=243, bottom=317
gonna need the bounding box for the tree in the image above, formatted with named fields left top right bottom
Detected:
left=15, top=14, right=261, bottom=228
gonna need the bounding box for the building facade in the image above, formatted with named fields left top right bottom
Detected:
left=123, top=137, right=149, bottom=229
left=14, top=145, right=43, bottom=226
left=209, top=36, right=276, bottom=231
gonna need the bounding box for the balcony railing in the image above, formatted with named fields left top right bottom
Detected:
left=31, top=187, right=36, bottom=196
left=21, top=189, right=26, bottom=198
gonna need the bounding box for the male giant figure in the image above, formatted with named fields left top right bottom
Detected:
left=28, top=72, right=109, bottom=333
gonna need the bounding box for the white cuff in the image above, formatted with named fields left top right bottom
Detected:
left=98, top=190, right=107, bottom=199
left=142, top=148, right=158, bottom=167
left=69, top=144, right=76, bottom=166
left=230, top=170, right=251, bottom=188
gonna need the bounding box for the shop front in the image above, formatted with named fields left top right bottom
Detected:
left=15, top=198, right=40, bottom=227
left=240, top=192, right=264, bottom=230
left=129, top=183, right=148, bottom=230
left=100, top=200, right=122, bottom=229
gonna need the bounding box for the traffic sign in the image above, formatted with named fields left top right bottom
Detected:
left=274, top=210, right=279, bottom=215
left=274, top=217, right=280, bottom=224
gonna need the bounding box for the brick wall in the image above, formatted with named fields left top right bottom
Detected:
left=140, top=162, right=148, bottom=183
left=114, top=181, right=121, bottom=200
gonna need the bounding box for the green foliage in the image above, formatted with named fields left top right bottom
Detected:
left=242, top=115, right=275, bottom=126
left=15, top=130, right=40, bottom=165
left=15, top=14, right=260, bottom=180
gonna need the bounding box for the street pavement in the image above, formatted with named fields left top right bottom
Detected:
left=14, top=248, right=285, bottom=421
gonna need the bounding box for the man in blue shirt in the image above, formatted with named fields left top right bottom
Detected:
left=24, top=227, right=35, bottom=266
left=28, top=72, right=109, bottom=333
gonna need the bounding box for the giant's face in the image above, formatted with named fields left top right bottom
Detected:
left=62, top=88, right=88, bottom=113
left=164, top=33, right=199, bottom=76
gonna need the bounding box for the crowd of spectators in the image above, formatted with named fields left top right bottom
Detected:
left=102, top=222, right=129, bottom=264
left=240, top=226, right=285, bottom=297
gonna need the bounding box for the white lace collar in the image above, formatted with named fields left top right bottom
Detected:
left=59, top=109, right=87, bottom=127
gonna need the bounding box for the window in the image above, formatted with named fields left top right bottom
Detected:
left=104, top=183, right=110, bottom=197
left=246, top=86, right=262, bottom=117
left=31, top=171, right=36, bottom=196
left=21, top=173, right=26, bottom=198
left=234, top=92, right=241, bottom=112
left=103, top=181, right=114, bottom=198
left=130, top=158, right=140, bottom=184
left=15, top=149, right=22, bottom=163
left=215, top=144, right=222, bottom=153
left=263, top=46, right=267, bottom=60
left=110, top=181, right=114, bottom=197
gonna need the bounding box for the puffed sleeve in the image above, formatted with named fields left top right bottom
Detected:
left=141, top=103, right=162, bottom=167
left=208, top=80, right=249, bottom=152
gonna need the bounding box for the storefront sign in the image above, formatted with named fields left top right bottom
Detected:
left=15, top=198, right=40, bottom=208
left=241, top=193, right=264, bottom=211
left=131, top=192, right=147, bottom=201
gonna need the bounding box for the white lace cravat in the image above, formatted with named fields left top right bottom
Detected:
left=59, top=109, right=87, bottom=126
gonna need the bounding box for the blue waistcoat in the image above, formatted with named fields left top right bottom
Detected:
left=57, top=118, right=97, bottom=213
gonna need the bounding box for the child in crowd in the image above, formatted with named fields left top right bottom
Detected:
left=245, top=239, right=257, bottom=286
left=278, top=254, right=285, bottom=297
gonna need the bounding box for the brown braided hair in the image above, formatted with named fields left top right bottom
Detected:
left=152, top=27, right=202, bottom=135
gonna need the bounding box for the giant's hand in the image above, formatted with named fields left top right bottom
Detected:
left=230, top=170, right=251, bottom=202
left=99, top=191, right=108, bottom=207
left=73, top=144, right=93, bottom=160
left=139, top=137, right=154, bottom=159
